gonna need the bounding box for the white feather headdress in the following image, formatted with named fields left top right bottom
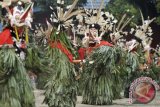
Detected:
left=130, top=10, right=156, bottom=51
left=49, top=0, right=84, bottom=34
left=83, top=0, right=117, bottom=33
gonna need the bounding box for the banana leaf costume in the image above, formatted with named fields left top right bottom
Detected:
left=43, top=0, right=83, bottom=107
left=81, top=45, right=125, bottom=105
left=77, top=0, right=124, bottom=104
left=43, top=34, right=78, bottom=107
left=0, top=47, right=35, bottom=107
left=0, top=1, right=35, bottom=107
left=0, top=25, right=35, bottom=107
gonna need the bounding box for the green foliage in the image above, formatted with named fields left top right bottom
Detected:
left=157, top=0, right=160, bottom=13
left=123, top=52, right=140, bottom=88
left=147, top=64, right=160, bottom=83
left=36, top=71, right=51, bottom=89
left=123, top=49, right=160, bottom=95
left=35, top=0, right=54, bottom=10
left=25, top=46, right=42, bottom=71
left=126, top=52, right=139, bottom=73
left=44, top=28, right=78, bottom=107
left=48, top=31, right=77, bottom=58
left=107, top=0, right=140, bottom=25
left=156, top=0, right=160, bottom=24
left=35, top=0, right=87, bottom=11
left=44, top=48, right=78, bottom=107
left=25, top=45, right=53, bottom=89
left=25, top=45, right=51, bottom=71
left=81, top=46, right=125, bottom=105
left=0, top=48, right=35, bottom=107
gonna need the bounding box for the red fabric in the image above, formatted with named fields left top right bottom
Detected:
left=50, top=41, right=73, bottom=62
left=78, top=41, right=113, bottom=60
left=88, top=41, right=113, bottom=54
left=96, top=41, right=113, bottom=47
left=78, top=48, right=86, bottom=60
left=49, top=40, right=113, bottom=62
left=0, top=29, right=13, bottom=45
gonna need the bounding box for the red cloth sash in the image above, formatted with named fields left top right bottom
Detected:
left=50, top=41, right=73, bottom=62
left=0, top=29, right=13, bottom=45
left=78, top=41, right=113, bottom=60
left=78, top=48, right=86, bottom=60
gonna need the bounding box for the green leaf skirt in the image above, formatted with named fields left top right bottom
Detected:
left=0, top=48, right=35, bottom=107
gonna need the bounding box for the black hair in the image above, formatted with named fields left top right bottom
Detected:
left=89, top=24, right=100, bottom=30
left=17, top=1, right=25, bottom=8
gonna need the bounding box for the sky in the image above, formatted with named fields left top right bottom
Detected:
left=84, top=0, right=110, bottom=9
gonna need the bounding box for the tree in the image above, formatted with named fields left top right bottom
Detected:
left=128, top=0, right=158, bottom=23
left=34, top=0, right=87, bottom=11
left=156, top=0, right=160, bottom=24
left=106, top=0, right=140, bottom=25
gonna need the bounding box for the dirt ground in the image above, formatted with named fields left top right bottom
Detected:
left=34, top=90, right=160, bottom=107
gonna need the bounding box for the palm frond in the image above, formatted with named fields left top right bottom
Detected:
left=0, top=48, right=35, bottom=107
left=44, top=48, right=77, bottom=107
left=81, top=46, right=125, bottom=105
